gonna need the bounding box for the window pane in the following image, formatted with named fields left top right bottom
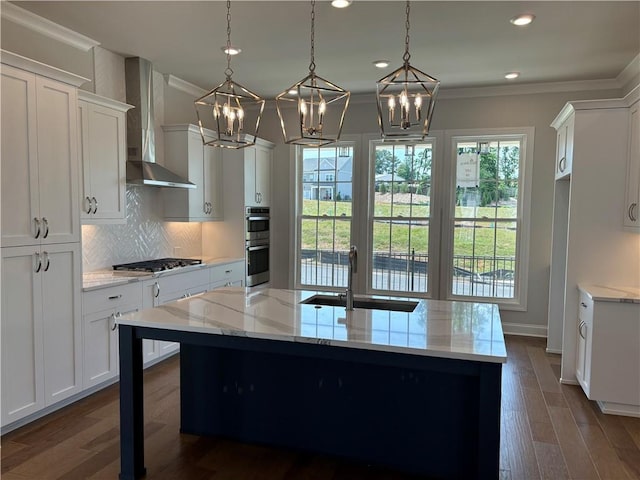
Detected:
left=452, top=220, right=516, bottom=298
left=300, top=218, right=351, bottom=288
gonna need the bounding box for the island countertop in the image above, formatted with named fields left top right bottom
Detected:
left=116, top=287, right=507, bottom=364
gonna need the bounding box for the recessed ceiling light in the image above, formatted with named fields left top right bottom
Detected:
left=331, top=0, right=352, bottom=8
left=509, top=13, right=535, bottom=26
left=221, top=45, right=241, bottom=55
left=373, top=60, right=390, bottom=68
left=505, top=72, right=520, bottom=80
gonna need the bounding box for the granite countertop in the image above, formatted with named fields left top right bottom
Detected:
left=578, top=284, right=640, bottom=303
left=82, top=257, right=244, bottom=291
left=116, top=288, right=507, bottom=363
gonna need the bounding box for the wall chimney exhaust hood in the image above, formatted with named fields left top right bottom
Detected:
left=125, top=57, right=195, bottom=189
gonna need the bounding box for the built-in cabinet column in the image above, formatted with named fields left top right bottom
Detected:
left=1, top=51, right=87, bottom=428
left=243, top=143, right=272, bottom=207
left=624, top=99, right=640, bottom=230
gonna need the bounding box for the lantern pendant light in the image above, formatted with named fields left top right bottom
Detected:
left=194, top=0, right=265, bottom=149
left=276, top=0, right=350, bottom=147
left=376, top=1, right=440, bottom=141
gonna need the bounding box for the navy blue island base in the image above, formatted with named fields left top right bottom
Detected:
left=118, top=324, right=502, bottom=480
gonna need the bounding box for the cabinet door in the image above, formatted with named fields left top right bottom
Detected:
left=555, top=116, right=573, bottom=179
left=244, top=147, right=258, bottom=206
left=203, top=140, right=223, bottom=219
left=624, top=101, right=640, bottom=228
left=255, top=145, right=272, bottom=206
left=1, top=66, right=40, bottom=248
left=576, top=319, right=586, bottom=386
left=1, top=246, right=45, bottom=426
left=80, top=101, right=127, bottom=223
left=36, top=77, right=80, bottom=244
left=83, top=308, right=117, bottom=388
left=41, top=243, right=82, bottom=405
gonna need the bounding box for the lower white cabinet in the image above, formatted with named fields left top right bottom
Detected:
left=82, top=282, right=142, bottom=388
left=141, top=268, right=210, bottom=364
left=576, top=287, right=640, bottom=416
left=1, top=243, right=82, bottom=426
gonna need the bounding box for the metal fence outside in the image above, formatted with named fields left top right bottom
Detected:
left=300, top=249, right=515, bottom=298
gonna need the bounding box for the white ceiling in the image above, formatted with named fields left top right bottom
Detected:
left=9, top=1, right=640, bottom=98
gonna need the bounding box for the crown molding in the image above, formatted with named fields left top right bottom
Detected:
left=164, top=74, right=207, bottom=98
left=1, top=49, right=90, bottom=87
left=78, top=90, right=134, bottom=112
left=617, top=53, right=640, bottom=90
left=1, top=2, right=99, bottom=51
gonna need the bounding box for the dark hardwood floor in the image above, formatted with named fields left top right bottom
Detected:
left=2, top=335, right=640, bottom=479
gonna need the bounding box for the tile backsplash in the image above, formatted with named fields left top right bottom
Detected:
left=81, top=186, right=201, bottom=271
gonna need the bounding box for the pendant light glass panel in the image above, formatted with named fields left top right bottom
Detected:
left=276, top=0, right=350, bottom=147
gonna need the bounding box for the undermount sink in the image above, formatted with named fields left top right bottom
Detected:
left=300, top=294, right=418, bottom=312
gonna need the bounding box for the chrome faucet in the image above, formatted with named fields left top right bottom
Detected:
left=345, top=245, right=357, bottom=310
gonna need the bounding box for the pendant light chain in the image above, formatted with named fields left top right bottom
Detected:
left=309, top=0, right=316, bottom=74
left=225, top=0, right=233, bottom=79
left=403, top=0, right=411, bottom=65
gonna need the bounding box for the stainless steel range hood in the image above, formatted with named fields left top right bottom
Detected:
left=125, top=57, right=195, bottom=189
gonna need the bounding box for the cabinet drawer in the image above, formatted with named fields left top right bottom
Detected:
left=210, top=261, right=244, bottom=285
left=578, top=291, right=593, bottom=322
left=158, top=267, right=210, bottom=296
left=83, top=282, right=142, bottom=315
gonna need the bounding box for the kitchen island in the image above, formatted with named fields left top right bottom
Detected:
left=116, top=288, right=506, bottom=479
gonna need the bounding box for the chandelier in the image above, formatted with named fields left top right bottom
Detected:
left=276, top=0, right=350, bottom=147
left=376, top=1, right=440, bottom=141
left=194, top=0, right=265, bottom=149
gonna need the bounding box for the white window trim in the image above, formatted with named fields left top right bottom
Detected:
left=441, top=127, right=534, bottom=312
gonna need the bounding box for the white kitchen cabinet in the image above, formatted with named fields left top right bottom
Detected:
left=210, top=260, right=245, bottom=289
left=141, top=268, right=210, bottom=364
left=82, top=282, right=142, bottom=388
left=77, top=91, right=132, bottom=224
left=1, top=243, right=82, bottom=426
left=163, top=124, right=222, bottom=221
left=242, top=143, right=272, bottom=207
left=624, top=98, right=640, bottom=229
left=553, top=113, right=574, bottom=180
left=1, top=62, right=84, bottom=248
left=575, top=286, right=640, bottom=417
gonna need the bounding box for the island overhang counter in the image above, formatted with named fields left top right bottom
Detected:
left=116, top=287, right=507, bottom=480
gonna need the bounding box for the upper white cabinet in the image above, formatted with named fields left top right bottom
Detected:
left=243, top=143, right=272, bottom=207
left=1, top=243, right=82, bottom=426
left=163, top=124, right=222, bottom=221
left=553, top=113, right=574, bottom=179
left=77, top=91, right=133, bottom=224
left=1, top=62, right=84, bottom=247
left=624, top=98, right=640, bottom=230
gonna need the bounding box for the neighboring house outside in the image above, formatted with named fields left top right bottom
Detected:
left=302, top=156, right=353, bottom=201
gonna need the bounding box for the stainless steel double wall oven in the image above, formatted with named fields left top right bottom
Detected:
left=245, top=207, right=269, bottom=286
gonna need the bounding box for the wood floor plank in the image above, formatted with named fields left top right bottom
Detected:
left=501, top=409, right=540, bottom=479
left=560, top=382, right=600, bottom=426
left=577, top=422, right=633, bottom=480
left=548, top=405, right=600, bottom=479
left=532, top=441, right=570, bottom=480
left=530, top=420, right=559, bottom=444
left=522, top=386, right=552, bottom=425
left=527, top=346, right=562, bottom=394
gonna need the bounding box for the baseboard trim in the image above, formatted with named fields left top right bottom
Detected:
left=597, top=400, right=640, bottom=418
left=545, top=348, right=563, bottom=355
left=502, top=322, right=547, bottom=338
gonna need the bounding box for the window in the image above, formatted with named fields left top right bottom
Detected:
left=298, top=144, right=354, bottom=288
left=370, top=142, right=434, bottom=294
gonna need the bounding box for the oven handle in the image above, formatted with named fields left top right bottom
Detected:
left=246, top=216, right=270, bottom=221
left=247, top=245, right=269, bottom=252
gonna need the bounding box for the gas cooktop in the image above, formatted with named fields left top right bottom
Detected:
left=113, top=258, right=202, bottom=273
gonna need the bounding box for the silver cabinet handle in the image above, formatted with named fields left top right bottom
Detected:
left=209, top=202, right=213, bottom=214
left=34, top=217, right=41, bottom=239
left=580, top=302, right=588, bottom=308
left=91, top=197, right=97, bottom=214
left=34, top=252, right=42, bottom=273
left=111, top=312, right=121, bottom=331
left=43, top=251, right=50, bottom=272
left=85, top=196, right=92, bottom=214
left=255, top=192, right=259, bottom=204
left=629, top=202, right=638, bottom=222
left=154, top=281, right=160, bottom=298
left=578, top=320, right=587, bottom=339
left=42, top=217, right=49, bottom=238
left=203, top=202, right=208, bottom=214
left=108, top=294, right=122, bottom=300
left=558, top=156, right=566, bottom=173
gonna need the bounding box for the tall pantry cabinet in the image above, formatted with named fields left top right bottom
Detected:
left=1, top=51, right=87, bottom=427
